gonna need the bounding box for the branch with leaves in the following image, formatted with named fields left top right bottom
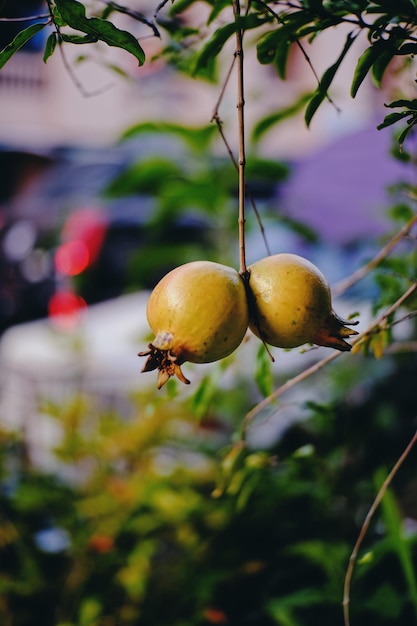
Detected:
left=2, top=1, right=417, bottom=143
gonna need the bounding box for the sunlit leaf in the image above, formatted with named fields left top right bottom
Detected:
left=369, top=328, right=389, bottom=359
left=190, top=374, right=217, bottom=419
left=79, top=597, right=102, bottom=626
left=212, top=442, right=247, bottom=498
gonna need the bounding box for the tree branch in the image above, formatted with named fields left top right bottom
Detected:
left=243, top=281, right=417, bottom=433
left=333, top=213, right=417, bottom=297
left=343, top=428, right=417, bottom=626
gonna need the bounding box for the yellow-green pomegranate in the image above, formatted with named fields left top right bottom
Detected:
left=139, top=260, right=249, bottom=388
left=247, top=253, right=358, bottom=351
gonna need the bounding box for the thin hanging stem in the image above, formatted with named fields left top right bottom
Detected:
left=233, top=0, right=248, bottom=278
left=211, top=55, right=272, bottom=257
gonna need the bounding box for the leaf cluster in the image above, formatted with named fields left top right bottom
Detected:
left=0, top=0, right=148, bottom=70
left=254, top=0, right=417, bottom=137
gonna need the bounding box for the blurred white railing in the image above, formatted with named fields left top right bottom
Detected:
left=0, top=52, right=46, bottom=93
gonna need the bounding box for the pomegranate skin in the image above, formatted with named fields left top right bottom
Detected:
left=139, top=260, right=249, bottom=387
left=247, top=253, right=358, bottom=351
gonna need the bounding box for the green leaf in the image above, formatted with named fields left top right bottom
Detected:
left=207, top=0, right=231, bottom=24
left=371, top=44, right=398, bottom=88
left=397, top=42, right=417, bottom=55
left=190, top=374, right=217, bottom=419
left=305, top=32, right=355, bottom=127
left=256, top=10, right=318, bottom=76
left=0, top=22, right=47, bottom=69
left=104, top=157, right=182, bottom=196
left=55, top=0, right=145, bottom=65
left=246, top=158, right=289, bottom=183
left=351, top=39, right=388, bottom=98
left=385, top=98, right=417, bottom=110
left=60, top=33, right=99, bottom=45
left=168, top=0, right=199, bottom=16
left=388, top=203, right=415, bottom=222
left=252, top=93, right=312, bottom=141
left=397, top=120, right=417, bottom=148
left=120, top=121, right=216, bottom=151
left=194, top=13, right=266, bottom=73
left=254, top=343, right=273, bottom=398
left=376, top=111, right=414, bottom=130
left=79, top=597, right=102, bottom=626
left=43, top=32, right=57, bottom=63
left=274, top=34, right=292, bottom=79
left=257, top=28, right=291, bottom=69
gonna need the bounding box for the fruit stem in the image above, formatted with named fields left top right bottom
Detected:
left=233, top=0, right=247, bottom=276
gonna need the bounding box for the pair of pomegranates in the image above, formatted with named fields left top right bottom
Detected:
left=139, top=254, right=359, bottom=388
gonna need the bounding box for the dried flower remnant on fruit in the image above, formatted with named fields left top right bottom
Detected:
left=139, top=343, right=190, bottom=389
left=139, top=260, right=249, bottom=388
left=247, top=253, right=359, bottom=351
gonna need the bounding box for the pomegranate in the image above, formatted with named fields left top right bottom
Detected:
left=247, top=253, right=358, bottom=351
left=139, top=260, right=249, bottom=388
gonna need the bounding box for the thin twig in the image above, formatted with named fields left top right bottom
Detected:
left=342, top=429, right=417, bottom=626
left=95, top=0, right=160, bottom=37
left=211, top=57, right=237, bottom=123
left=56, top=32, right=114, bottom=97
left=333, top=213, right=417, bottom=297
left=0, top=15, right=50, bottom=21
left=242, top=281, right=417, bottom=433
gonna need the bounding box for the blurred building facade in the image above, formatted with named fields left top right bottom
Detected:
left=0, top=1, right=382, bottom=156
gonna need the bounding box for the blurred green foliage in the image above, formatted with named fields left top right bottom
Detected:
left=0, top=343, right=416, bottom=626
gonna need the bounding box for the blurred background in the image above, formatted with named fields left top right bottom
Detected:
left=0, top=1, right=416, bottom=626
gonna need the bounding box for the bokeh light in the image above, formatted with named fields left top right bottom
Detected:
left=48, top=291, right=87, bottom=328
left=55, top=240, right=90, bottom=276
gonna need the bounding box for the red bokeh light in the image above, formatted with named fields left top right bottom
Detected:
left=55, top=240, right=90, bottom=276
left=48, top=291, right=87, bottom=329
left=61, top=207, right=107, bottom=264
